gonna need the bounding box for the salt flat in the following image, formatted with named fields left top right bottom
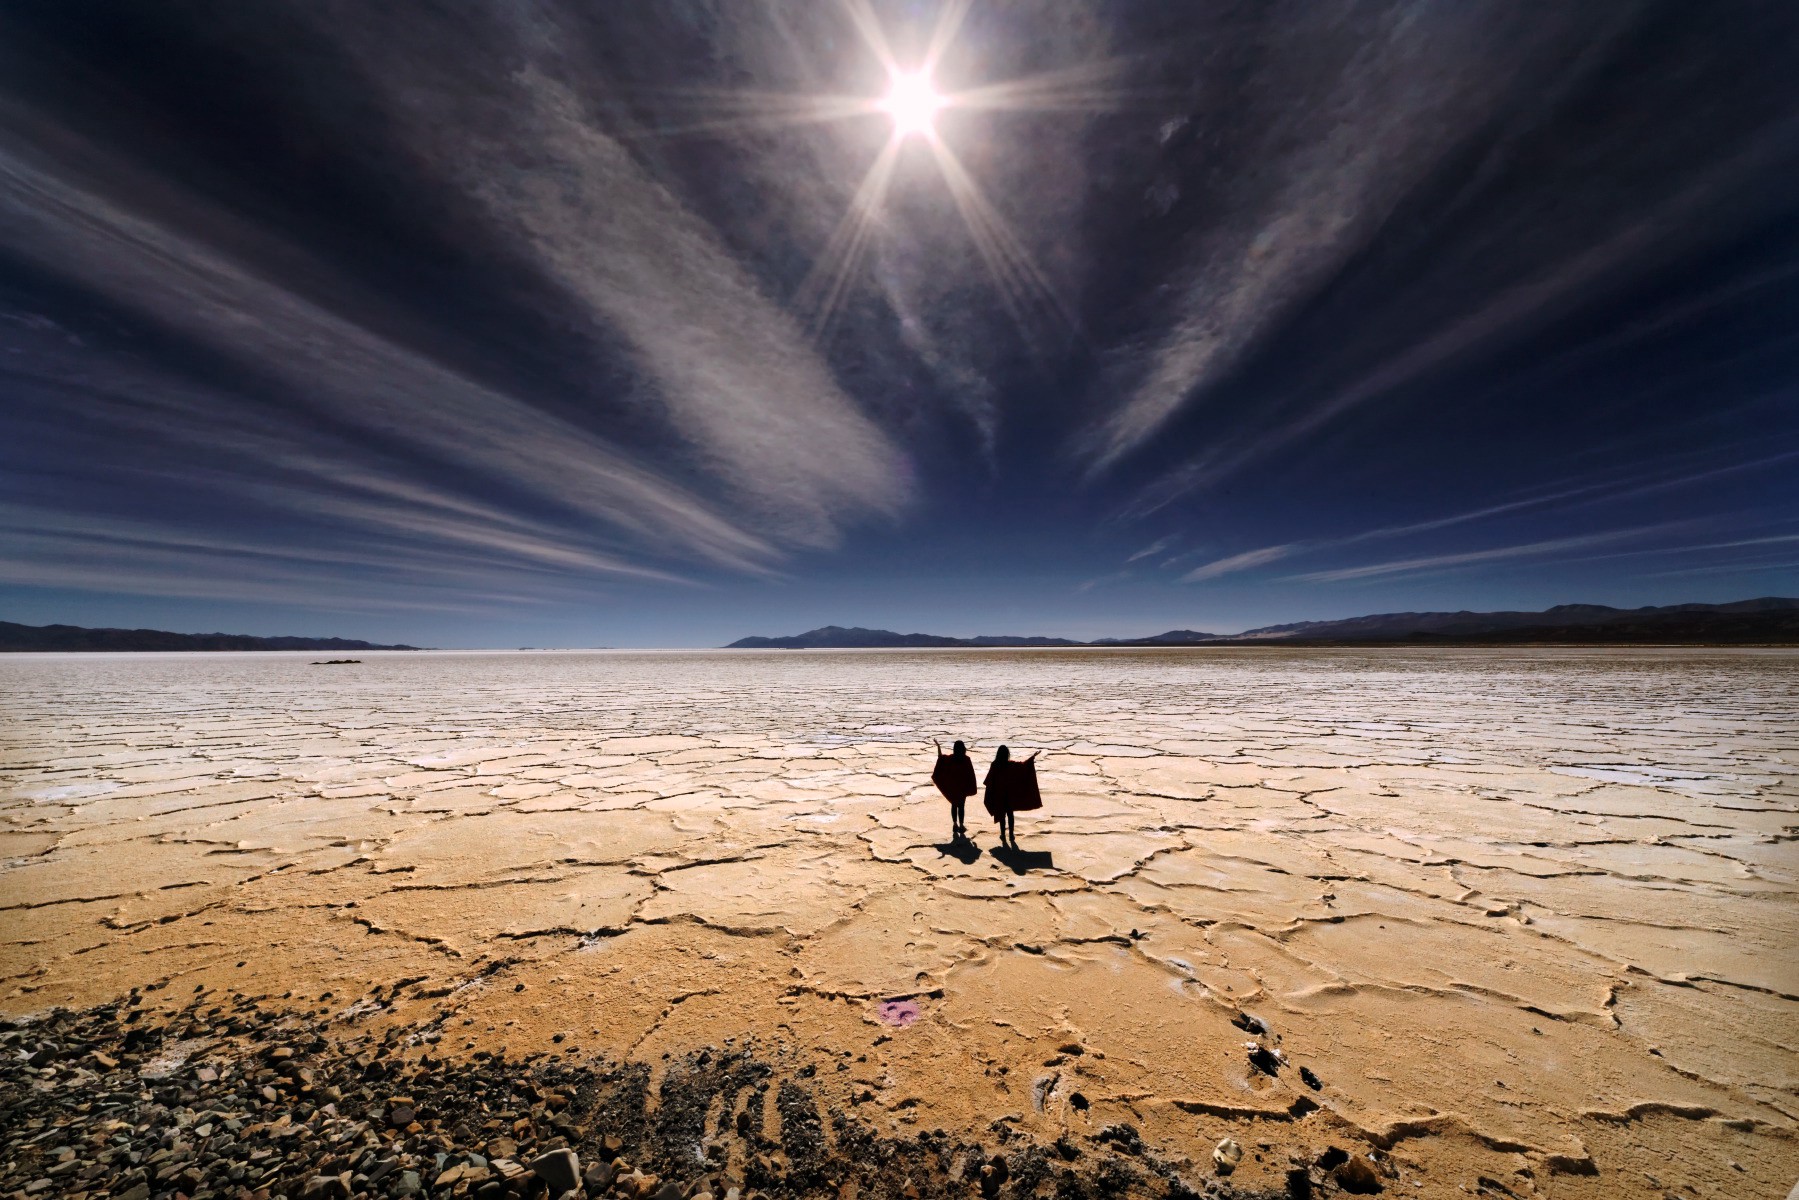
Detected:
left=2, top=647, right=1796, bottom=1197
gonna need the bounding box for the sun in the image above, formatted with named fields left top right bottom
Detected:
left=882, top=69, right=943, bottom=138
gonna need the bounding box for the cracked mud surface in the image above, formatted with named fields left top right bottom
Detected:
left=3, top=646, right=1796, bottom=1198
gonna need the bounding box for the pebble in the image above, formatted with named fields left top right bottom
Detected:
left=531, top=1147, right=581, bottom=1194
left=0, top=997, right=1297, bottom=1200
left=1333, top=1153, right=1382, bottom=1194
left=1213, top=1138, right=1244, bottom=1174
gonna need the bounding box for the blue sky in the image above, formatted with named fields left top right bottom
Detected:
left=2, top=1, right=1796, bottom=647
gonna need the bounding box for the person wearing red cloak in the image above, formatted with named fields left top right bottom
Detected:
left=983, top=745, right=1042, bottom=847
left=931, top=739, right=978, bottom=838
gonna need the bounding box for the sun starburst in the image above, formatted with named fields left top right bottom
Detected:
left=629, top=0, right=1150, bottom=347
left=882, top=69, right=943, bottom=138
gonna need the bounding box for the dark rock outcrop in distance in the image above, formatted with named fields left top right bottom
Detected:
left=1091, top=629, right=1226, bottom=645
left=727, top=598, right=1799, bottom=648
left=728, top=625, right=1083, bottom=649
left=0, top=621, right=421, bottom=652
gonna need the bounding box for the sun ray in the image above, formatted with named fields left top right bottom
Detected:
left=952, top=57, right=1170, bottom=114
left=794, top=134, right=906, bottom=341
left=926, top=137, right=1076, bottom=353
left=616, top=90, right=881, bottom=140
left=841, top=0, right=901, bottom=79
left=921, top=0, right=973, bottom=76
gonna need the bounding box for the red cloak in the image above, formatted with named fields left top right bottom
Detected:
left=931, top=752, right=978, bottom=802
left=982, top=757, right=1042, bottom=819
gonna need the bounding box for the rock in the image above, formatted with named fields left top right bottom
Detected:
left=1247, top=1043, right=1283, bottom=1076
left=393, top=1169, right=423, bottom=1197
left=490, top=1137, right=519, bottom=1160
left=531, top=1149, right=581, bottom=1196
left=585, top=1161, right=616, bottom=1193
left=301, top=1175, right=351, bottom=1200
left=117, top=1185, right=150, bottom=1200
left=1333, top=1154, right=1382, bottom=1194
left=388, top=1105, right=416, bottom=1128
left=1230, top=1012, right=1265, bottom=1035
left=1213, top=1139, right=1243, bottom=1175
left=651, top=1183, right=683, bottom=1200
left=1299, top=1065, right=1322, bottom=1090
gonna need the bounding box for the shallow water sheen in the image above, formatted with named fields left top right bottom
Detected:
left=3, top=647, right=1796, bottom=1196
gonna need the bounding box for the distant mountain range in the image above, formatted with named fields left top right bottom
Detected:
left=0, top=621, right=420, bottom=652
left=727, top=598, right=1799, bottom=648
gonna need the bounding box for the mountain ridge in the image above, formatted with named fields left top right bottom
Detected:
left=727, top=598, right=1799, bottom=648
left=0, top=621, right=421, bottom=652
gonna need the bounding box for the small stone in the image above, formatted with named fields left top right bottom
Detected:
left=1230, top=1012, right=1266, bottom=1035
left=117, top=1185, right=150, bottom=1200
left=300, top=1174, right=350, bottom=1200
left=650, top=1184, right=682, bottom=1200
left=388, top=1105, right=416, bottom=1128
left=584, top=1162, right=616, bottom=1193
left=1213, top=1138, right=1243, bottom=1175
left=393, top=1169, right=423, bottom=1197
left=1299, top=1065, right=1322, bottom=1090
left=1247, top=1044, right=1283, bottom=1076
left=1333, top=1155, right=1381, bottom=1194
left=531, top=1148, right=581, bottom=1195
left=91, top=1051, right=119, bottom=1069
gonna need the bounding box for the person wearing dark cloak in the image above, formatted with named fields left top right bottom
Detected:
left=983, top=745, right=1041, bottom=848
left=931, top=739, right=978, bottom=838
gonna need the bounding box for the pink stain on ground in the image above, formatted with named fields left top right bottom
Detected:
left=878, top=999, right=921, bottom=1027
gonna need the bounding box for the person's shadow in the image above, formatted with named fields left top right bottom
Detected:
left=933, top=833, right=983, bottom=865
left=991, top=842, right=1055, bottom=874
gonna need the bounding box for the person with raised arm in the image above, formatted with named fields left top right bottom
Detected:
left=983, top=744, right=1042, bottom=848
left=931, top=738, right=978, bottom=839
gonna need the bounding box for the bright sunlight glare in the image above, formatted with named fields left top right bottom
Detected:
left=883, top=70, right=943, bottom=137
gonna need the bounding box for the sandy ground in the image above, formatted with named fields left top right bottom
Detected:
left=2, top=647, right=1795, bottom=1198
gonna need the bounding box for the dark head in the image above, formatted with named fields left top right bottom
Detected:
left=994, top=745, right=1010, bottom=764
left=952, top=740, right=966, bottom=756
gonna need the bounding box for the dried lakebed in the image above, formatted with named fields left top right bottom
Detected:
left=1, top=647, right=1795, bottom=1199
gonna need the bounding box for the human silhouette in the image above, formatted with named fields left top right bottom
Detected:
left=931, top=738, right=978, bottom=838
left=983, top=744, right=1041, bottom=847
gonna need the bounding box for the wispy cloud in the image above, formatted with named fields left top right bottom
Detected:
left=1127, top=534, right=1178, bottom=563
left=1182, top=544, right=1296, bottom=582
left=1289, top=524, right=1686, bottom=583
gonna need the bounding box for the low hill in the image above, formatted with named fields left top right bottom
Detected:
left=727, top=625, right=1084, bottom=649
left=728, top=599, right=1799, bottom=648
left=0, top=621, right=421, bottom=652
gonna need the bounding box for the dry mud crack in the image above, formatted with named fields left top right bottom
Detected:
left=2, top=646, right=1796, bottom=1199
